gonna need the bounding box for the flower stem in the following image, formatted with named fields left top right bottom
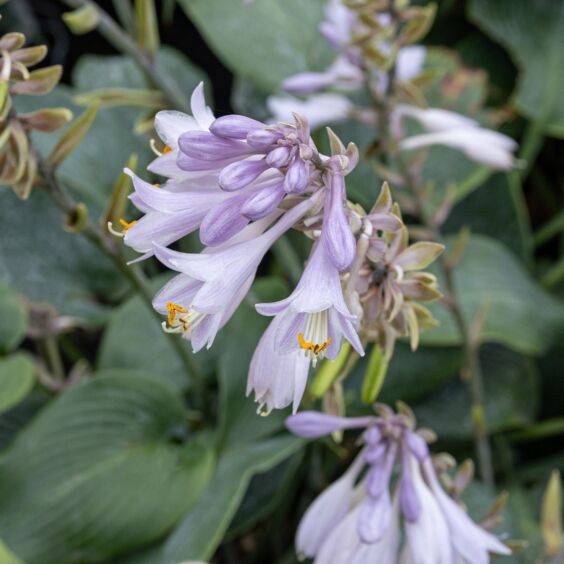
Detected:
left=34, top=152, right=206, bottom=396
left=59, top=0, right=190, bottom=113
left=366, top=8, right=495, bottom=489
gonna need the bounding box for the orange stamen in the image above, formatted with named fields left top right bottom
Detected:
left=119, top=218, right=137, bottom=234
left=166, top=301, right=188, bottom=325
left=162, top=145, right=172, bottom=154
left=298, top=332, right=332, bottom=354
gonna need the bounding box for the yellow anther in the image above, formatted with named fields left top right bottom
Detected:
left=298, top=333, right=333, bottom=355
left=162, top=145, right=173, bottom=154
left=166, top=301, right=188, bottom=325
left=118, top=218, right=137, bottom=234
left=153, top=183, right=161, bottom=187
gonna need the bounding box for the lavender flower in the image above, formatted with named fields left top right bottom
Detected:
left=396, top=105, right=518, bottom=171
left=287, top=408, right=511, bottom=563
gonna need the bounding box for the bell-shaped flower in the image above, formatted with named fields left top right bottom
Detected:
left=400, top=127, right=518, bottom=170
left=152, top=196, right=318, bottom=350
left=256, top=240, right=364, bottom=366
left=287, top=407, right=511, bottom=564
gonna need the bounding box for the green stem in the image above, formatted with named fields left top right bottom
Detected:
left=368, top=5, right=495, bottom=490
left=44, top=335, right=66, bottom=381
left=35, top=152, right=206, bottom=394
left=59, top=0, right=190, bottom=113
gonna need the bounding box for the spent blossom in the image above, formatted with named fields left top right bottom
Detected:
left=287, top=407, right=512, bottom=563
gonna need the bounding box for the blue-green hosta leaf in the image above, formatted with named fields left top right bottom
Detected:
left=0, top=190, right=125, bottom=324
left=0, top=282, right=27, bottom=354
left=179, top=0, right=330, bottom=92
left=444, top=173, right=531, bottom=261
left=97, top=275, right=216, bottom=393
left=0, top=372, right=214, bottom=564
left=0, top=354, right=35, bottom=415
left=469, top=0, right=564, bottom=137
left=422, top=235, right=564, bottom=354
left=160, top=435, right=303, bottom=563
left=414, top=344, right=539, bottom=439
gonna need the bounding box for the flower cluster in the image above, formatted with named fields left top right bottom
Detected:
left=270, top=0, right=517, bottom=170
left=0, top=33, right=67, bottom=198
left=287, top=408, right=511, bottom=563
left=117, top=81, right=446, bottom=414
left=119, top=84, right=370, bottom=412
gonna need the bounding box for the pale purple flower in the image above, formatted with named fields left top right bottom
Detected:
left=256, top=240, right=364, bottom=364
left=153, top=196, right=318, bottom=351
left=287, top=409, right=511, bottom=563
left=267, top=93, right=353, bottom=130
left=400, top=127, right=518, bottom=170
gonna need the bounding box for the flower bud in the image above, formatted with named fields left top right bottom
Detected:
left=210, top=114, right=263, bottom=139
left=219, top=158, right=269, bottom=191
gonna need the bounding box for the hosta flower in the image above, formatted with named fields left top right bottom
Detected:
left=152, top=195, right=319, bottom=351
left=287, top=408, right=511, bottom=563
left=400, top=127, right=518, bottom=170
left=248, top=238, right=364, bottom=413
left=397, top=104, right=518, bottom=171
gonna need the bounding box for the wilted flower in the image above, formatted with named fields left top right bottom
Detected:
left=350, top=183, right=443, bottom=359
left=287, top=407, right=512, bottom=563
left=0, top=33, right=67, bottom=198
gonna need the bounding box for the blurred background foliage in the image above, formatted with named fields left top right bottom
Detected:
left=0, top=0, right=563, bottom=562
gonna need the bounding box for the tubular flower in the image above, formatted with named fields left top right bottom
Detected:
left=247, top=153, right=364, bottom=413
left=287, top=408, right=512, bottom=564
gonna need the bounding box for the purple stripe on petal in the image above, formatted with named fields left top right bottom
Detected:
left=199, top=194, right=250, bottom=246
left=357, top=490, right=392, bottom=544
left=241, top=181, right=285, bottom=220
left=400, top=474, right=421, bottom=523
left=178, top=130, right=253, bottom=161
left=286, top=412, right=375, bottom=438
left=210, top=114, right=264, bottom=139
left=405, top=431, right=429, bottom=462
left=219, top=158, right=270, bottom=191
left=322, top=171, right=356, bottom=271
left=177, top=152, right=236, bottom=172
left=246, top=128, right=283, bottom=149
left=284, top=157, right=310, bottom=193
left=365, top=441, right=387, bottom=464
left=266, top=145, right=293, bottom=168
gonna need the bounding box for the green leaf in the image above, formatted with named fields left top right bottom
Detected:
left=0, top=538, right=24, bottom=564
left=421, top=235, right=564, bottom=354
left=0, top=190, right=125, bottom=324
left=97, top=275, right=214, bottom=392
left=179, top=0, right=330, bottom=92
left=364, top=343, right=463, bottom=405
left=469, top=0, right=564, bottom=137
left=0, top=372, right=214, bottom=564
left=444, top=173, right=531, bottom=261
left=160, top=435, right=303, bottom=562
left=414, top=345, right=539, bottom=439
left=0, top=354, right=35, bottom=415
left=0, top=282, right=27, bottom=354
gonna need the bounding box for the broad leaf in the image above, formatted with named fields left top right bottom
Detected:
left=0, top=190, right=125, bottom=324
left=179, top=0, right=329, bottom=92
left=422, top=235, right=564, bottom=355
left=97, top=275, right=215, bottom=393
left=0, top=354, right=35, bottom=415
left=414, top=344, right=539, bottom=439
left=469, top=0, right=564, bottom=137
left=0, top=372, right=214, bottom=564
left=160, top=435, right=303, bottom=562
